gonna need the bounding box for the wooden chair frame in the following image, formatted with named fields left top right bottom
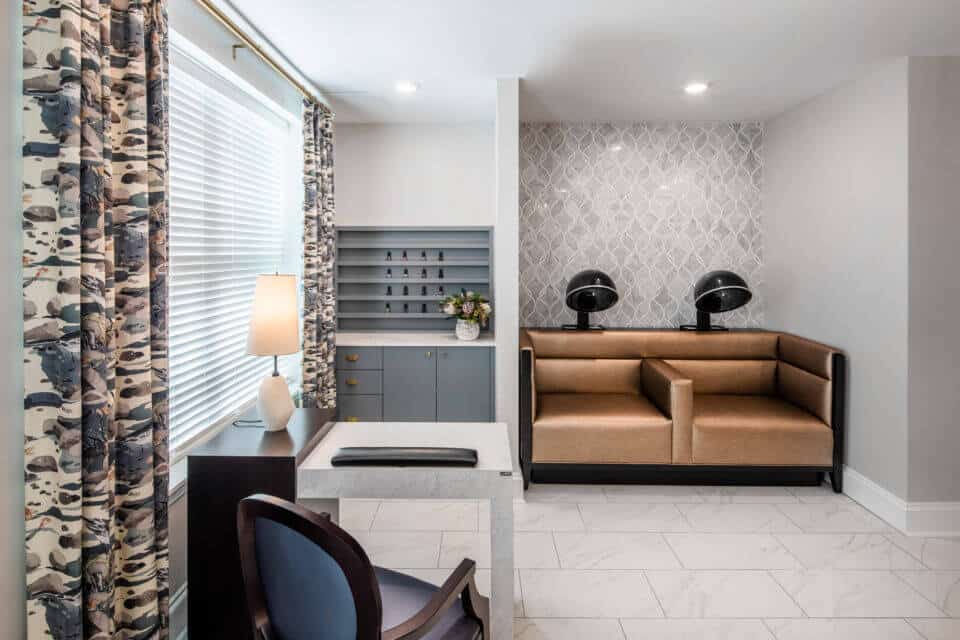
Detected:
left=237, top=494, right=489, bottom=640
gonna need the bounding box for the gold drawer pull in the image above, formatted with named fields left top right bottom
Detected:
left=345, top=378, right=359, bottom=386
left=345, top=354, right=360, bottom=362
left=346, top=416, right=359, bottom=422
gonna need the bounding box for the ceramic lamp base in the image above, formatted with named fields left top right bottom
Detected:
left=257, top=374, right=294, bottom=431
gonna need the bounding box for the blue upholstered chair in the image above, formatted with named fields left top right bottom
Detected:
left=237, top=494, right=489, bottom=640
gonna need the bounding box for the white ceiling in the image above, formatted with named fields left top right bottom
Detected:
left=229, top=0, right=960, bottom=123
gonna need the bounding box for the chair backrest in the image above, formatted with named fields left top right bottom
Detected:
left=526, top=329, right=780, bottom=395
left=237, top=494, right=383, bottom=640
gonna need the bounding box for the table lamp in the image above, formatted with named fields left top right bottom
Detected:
left=247, top=274, right=298, bottom=430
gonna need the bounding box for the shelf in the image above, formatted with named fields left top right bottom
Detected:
left=339, top=312, right=450, bottom=319
left=339, top=295, right=446, bottom=301
left=338, top=242, right=490, bottom=249
left=338, top=260, right=489, bottom=267
left=337, top=227, right=492, bottom=331
left=338, top=278, right=488, bottom=284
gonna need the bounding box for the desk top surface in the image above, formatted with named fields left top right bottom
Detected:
left=300, top=421, right=512, bottom=473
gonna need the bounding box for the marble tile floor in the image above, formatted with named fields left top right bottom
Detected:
left=337, top=483, right=960, bottom=639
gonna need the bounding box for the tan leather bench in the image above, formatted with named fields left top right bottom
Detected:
left=519, top=329, right=845, bottom=492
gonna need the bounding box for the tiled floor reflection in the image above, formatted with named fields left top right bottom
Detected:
left=337, top=483, right=957, bottom=639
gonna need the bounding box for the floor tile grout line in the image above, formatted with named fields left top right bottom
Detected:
left=770, top=533, right=806, bottom=570
left=772, top=502, right=807, bottom=533
left=765, top=568, right=809, bottom=619
left=548, top=530, right=563, bottom=570
left=639, top=569, right=668, bottom=619
left=515, top=567, right=525, bottom=619
left=659, top=532, right=686, bottom=569
left=904, top=616, right=934, bottom=639
left=890, top=569, right=951, bottom=616
left=885, top=532, right=929, bottom=567
left=760, top=617, right=779, bottom=639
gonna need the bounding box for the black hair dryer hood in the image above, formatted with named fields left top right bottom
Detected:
left=564, top=270, right=619, bottom=330
left=683, top=270, right=753, bottom=331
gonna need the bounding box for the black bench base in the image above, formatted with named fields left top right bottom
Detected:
left=528, top=463, right=839, bottom=491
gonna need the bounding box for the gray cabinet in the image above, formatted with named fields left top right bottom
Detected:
left=437, top=348, right=494, bottom=422
left=338, top=344, right=494, bottom=423
left=382, top=347, right=438, bottom=421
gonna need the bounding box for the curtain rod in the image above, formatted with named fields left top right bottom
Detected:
left=193, top=0, right=332, bottom=114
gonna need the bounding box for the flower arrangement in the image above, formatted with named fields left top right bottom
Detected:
left=441, top=290, right=492, bottom=326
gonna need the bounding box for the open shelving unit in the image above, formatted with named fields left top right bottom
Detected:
left=336, top=227, right=493, bottom=331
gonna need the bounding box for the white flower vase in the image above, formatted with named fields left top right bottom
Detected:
left=455, top=318, right=480, bottom=341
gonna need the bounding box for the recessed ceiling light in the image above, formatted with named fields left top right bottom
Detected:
left=609, top=144, right=624, bottom=152
left=395, top=80, right=419, bottom=94
left=684, top=82, right=710, bottom=95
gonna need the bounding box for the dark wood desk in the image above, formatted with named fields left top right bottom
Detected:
left=187, top=408, right=335, bottom=640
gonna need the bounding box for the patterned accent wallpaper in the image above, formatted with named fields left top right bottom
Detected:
left=519, top=122, right=764, bottom=328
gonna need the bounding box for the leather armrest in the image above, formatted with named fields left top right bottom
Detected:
left=641, top=358, right=693, bottom=463
left=520, top=330, right=536, bottom=419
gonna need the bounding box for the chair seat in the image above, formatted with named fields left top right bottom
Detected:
left=376, top=567, right=482, bottom=640
left=693, top=394, right=833, bottom=466
left=533, top=393, right=671, bottom=464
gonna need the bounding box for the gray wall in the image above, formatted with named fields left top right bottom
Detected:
left=519, top=122, right=764, bottom=328
left=2, top=1, right=25, bottom=637
left=906, top=57, right=960, bottom=502
left=764, top=59, right=911, bottom=499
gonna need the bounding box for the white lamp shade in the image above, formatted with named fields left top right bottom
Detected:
left=247, top=274, right=299, bottom=356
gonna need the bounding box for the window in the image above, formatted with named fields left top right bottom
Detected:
left=167, top=32, right=302, bottom=455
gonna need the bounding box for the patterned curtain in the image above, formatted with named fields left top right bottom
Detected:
left=22, top=1, right=170, bottom=638
left=301, top=99, right=336, bottom=408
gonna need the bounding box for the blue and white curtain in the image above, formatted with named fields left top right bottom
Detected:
left=301, top=100, right=336, bottom=408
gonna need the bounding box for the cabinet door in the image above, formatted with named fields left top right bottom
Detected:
left=383, top=347, right=437, bottom=421
left=437, top=347, right=493, bottom=422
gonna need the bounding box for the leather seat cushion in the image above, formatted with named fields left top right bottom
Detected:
left=376, top=567, right=481, bottom=640
left=692, top=394, right=833, bottom=466
left=533, top=393, right=671, bottom=464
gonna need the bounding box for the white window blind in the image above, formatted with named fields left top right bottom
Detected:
left=168, top=32, right=302, bottom=454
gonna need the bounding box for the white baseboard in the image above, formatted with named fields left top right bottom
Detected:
left=844, top=465, right=960, bottom=536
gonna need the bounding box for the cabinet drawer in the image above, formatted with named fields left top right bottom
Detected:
left=338, top=395, right=382, bottom=422
left=337, top=347, right=382, bottom=370
left=337, top=370, right=382, bottom=395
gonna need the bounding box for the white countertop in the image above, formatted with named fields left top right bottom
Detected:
left=337, top=331, right=496, bottom=347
